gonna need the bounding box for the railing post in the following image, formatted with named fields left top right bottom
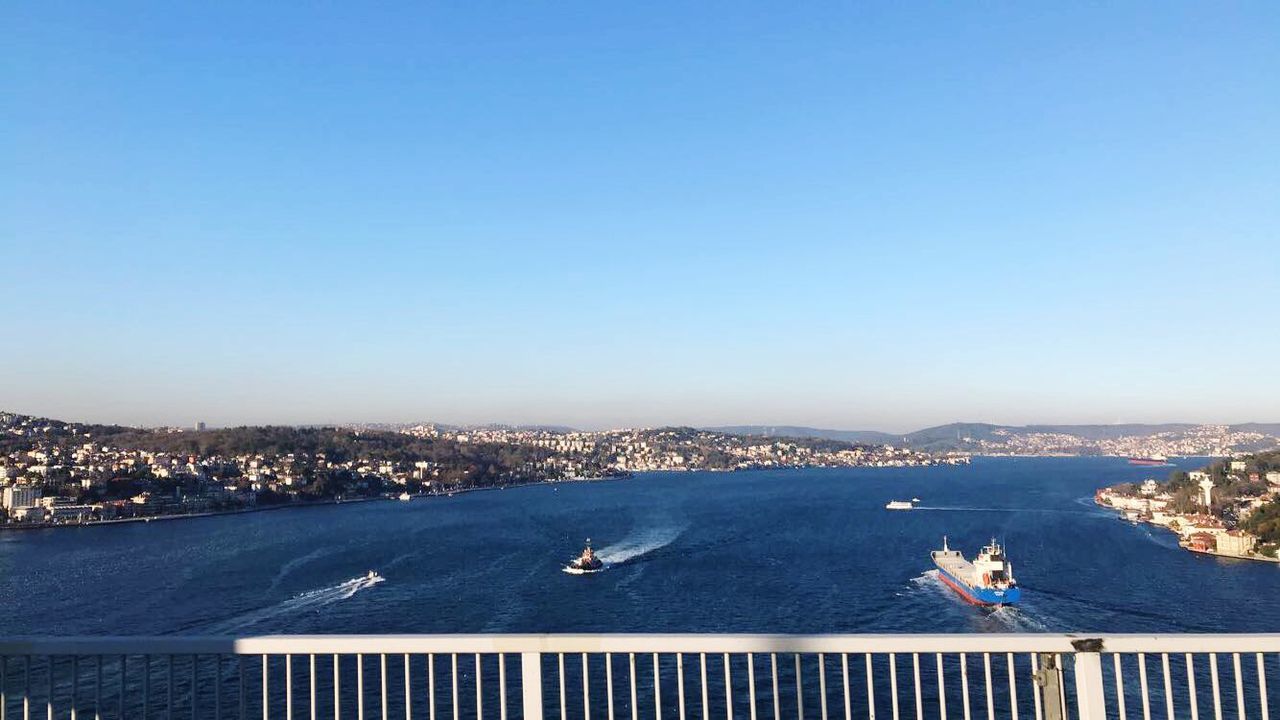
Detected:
left=522, top=653, right=544, bottom=720
left=1070, top=640, right=1106, bottom=720
left=1034, top=654, right=1064, bottom=720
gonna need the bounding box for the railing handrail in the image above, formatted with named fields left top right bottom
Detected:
left=4, top=633, right=1280, bottom=656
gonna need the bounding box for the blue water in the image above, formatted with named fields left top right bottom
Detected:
left=1, top=457, right=1276, bottom=635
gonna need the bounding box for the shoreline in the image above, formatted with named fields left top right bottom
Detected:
left=1097, top=500, right=1279, bottom=565
left=5, top=456, right=1151, bottom=535
left=0, top=474, right=628, bottom=533
left=1180, top=543, right=1280, bottom=564
left=0, top=495, right=388, bottom=532
left=1, top=458, right=975, bottom=533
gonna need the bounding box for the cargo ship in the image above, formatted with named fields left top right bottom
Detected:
left=930, top=537, right=1021, bottom=606
left=1127, top=455, right=1170, bottom=466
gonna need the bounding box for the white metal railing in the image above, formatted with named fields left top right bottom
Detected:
left=0, top=635, right=1276, bottom=720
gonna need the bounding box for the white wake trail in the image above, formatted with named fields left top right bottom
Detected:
left=267, top=547, right=336, bottom=593
left=594, top=525, right=686, bottom=566
left=210, top=574, right=385, bottom=633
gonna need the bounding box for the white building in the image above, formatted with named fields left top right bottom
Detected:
left=1215, top=530, right=1256, bottom=557
left=1198, top=477, right=1215, bottom=508
left=2, top=485, right=40, bottom=511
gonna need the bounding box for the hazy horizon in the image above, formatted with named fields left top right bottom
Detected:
left=5, top=3, right=1278, bottom=429
left=5, top=403, right=1279, bottom=436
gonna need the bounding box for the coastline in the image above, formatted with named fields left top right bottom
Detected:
left=1179, top=542, right=1280, bottom=564
left=1096, top=499, right=1280, bottom=565
left=0, top=474, right=628, bottom=533
left=0, top=457, right=970, bottom=533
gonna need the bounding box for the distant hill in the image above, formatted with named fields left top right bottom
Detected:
left=705, top=425, right=902, bottom=445
left=708, top=422, right=1280, bottom=454
left=1233, top=423, right=1280, bottom=436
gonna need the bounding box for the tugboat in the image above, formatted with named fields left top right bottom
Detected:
left=930, top=537, right=1020, bottom=606
left=563, top=539, right=605, bottom=575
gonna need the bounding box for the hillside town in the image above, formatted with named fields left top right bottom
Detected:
left=1095, top=453, right=1280, bottom=562
left=397, top=424, right=968, bottom=473
left=0, top=411, right=965, bottom=528
left=973, top=424, right=1277, bottom=457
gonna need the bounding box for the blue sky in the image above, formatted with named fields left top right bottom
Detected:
left=3, top=3, right=1278, bottom=430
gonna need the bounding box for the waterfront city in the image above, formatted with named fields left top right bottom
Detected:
left=1, top=410, right=965, bottom=527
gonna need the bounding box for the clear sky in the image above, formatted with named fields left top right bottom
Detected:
left=3, top=3, right=1278, bottom=431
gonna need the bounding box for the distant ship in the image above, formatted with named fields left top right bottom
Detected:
left=398, top=492, right=412, bottom=501
left=930, top=537, right=1021, bottom=606
left=885, top=500, right=915, bottom=510
left=563, top=539, right=605, bottom=575
left=1128, top=455, right=1169, bottom=466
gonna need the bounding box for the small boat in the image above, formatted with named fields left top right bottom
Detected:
left=886, top=500, right=915, bottom=510
left=912, top=497, right=921, bottom=502
left=563, top=539, right=605, bottom=574
left=398, top=492, right=412, bottom=501
left=365, top=570, right=383, bottom=582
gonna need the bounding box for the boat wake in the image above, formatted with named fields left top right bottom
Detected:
left=986, top=604, right=1051, bottom=631
left=911, top=506, right=1018, bottom=512
left=913, top=506, right=1091, bottom=515
left=911, top=569, right=948, bottom=591
left=911, top=570, right=1054, bottom=629
left=207, top=573, right=385, bottom=633
left=592, top=525, right=686, bottom=568
left=267, top=547, right=338, bottom=594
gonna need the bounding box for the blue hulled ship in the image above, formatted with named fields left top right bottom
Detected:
left=930, top=537, right=1021, bottom=606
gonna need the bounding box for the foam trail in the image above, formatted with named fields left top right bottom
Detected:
left=913, top=506, right=1089, bottom=515
left=913, top=570, right=1059, bottom=630
left=911, top=569, right=948, bottom=592
left=912, top=506, right=1017, bottom=512
left=209, top=574, right=384, bottom=633
left=595, top=525, right=685, bottom=566
left=267, top=547, right=334, bottom=593
left=383, top=552, right=416, bottom=572
left=987, top=605, right=1052, bottom=632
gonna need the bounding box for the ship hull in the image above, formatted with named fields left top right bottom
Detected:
left=564, top=558, right=605, bottom=575
left=1127, top=458, right=1169, bottom=466
left=935, top=565, right=1021, bottom=606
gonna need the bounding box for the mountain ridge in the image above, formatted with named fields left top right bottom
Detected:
left=705, top=422, right=1280, bottom=453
